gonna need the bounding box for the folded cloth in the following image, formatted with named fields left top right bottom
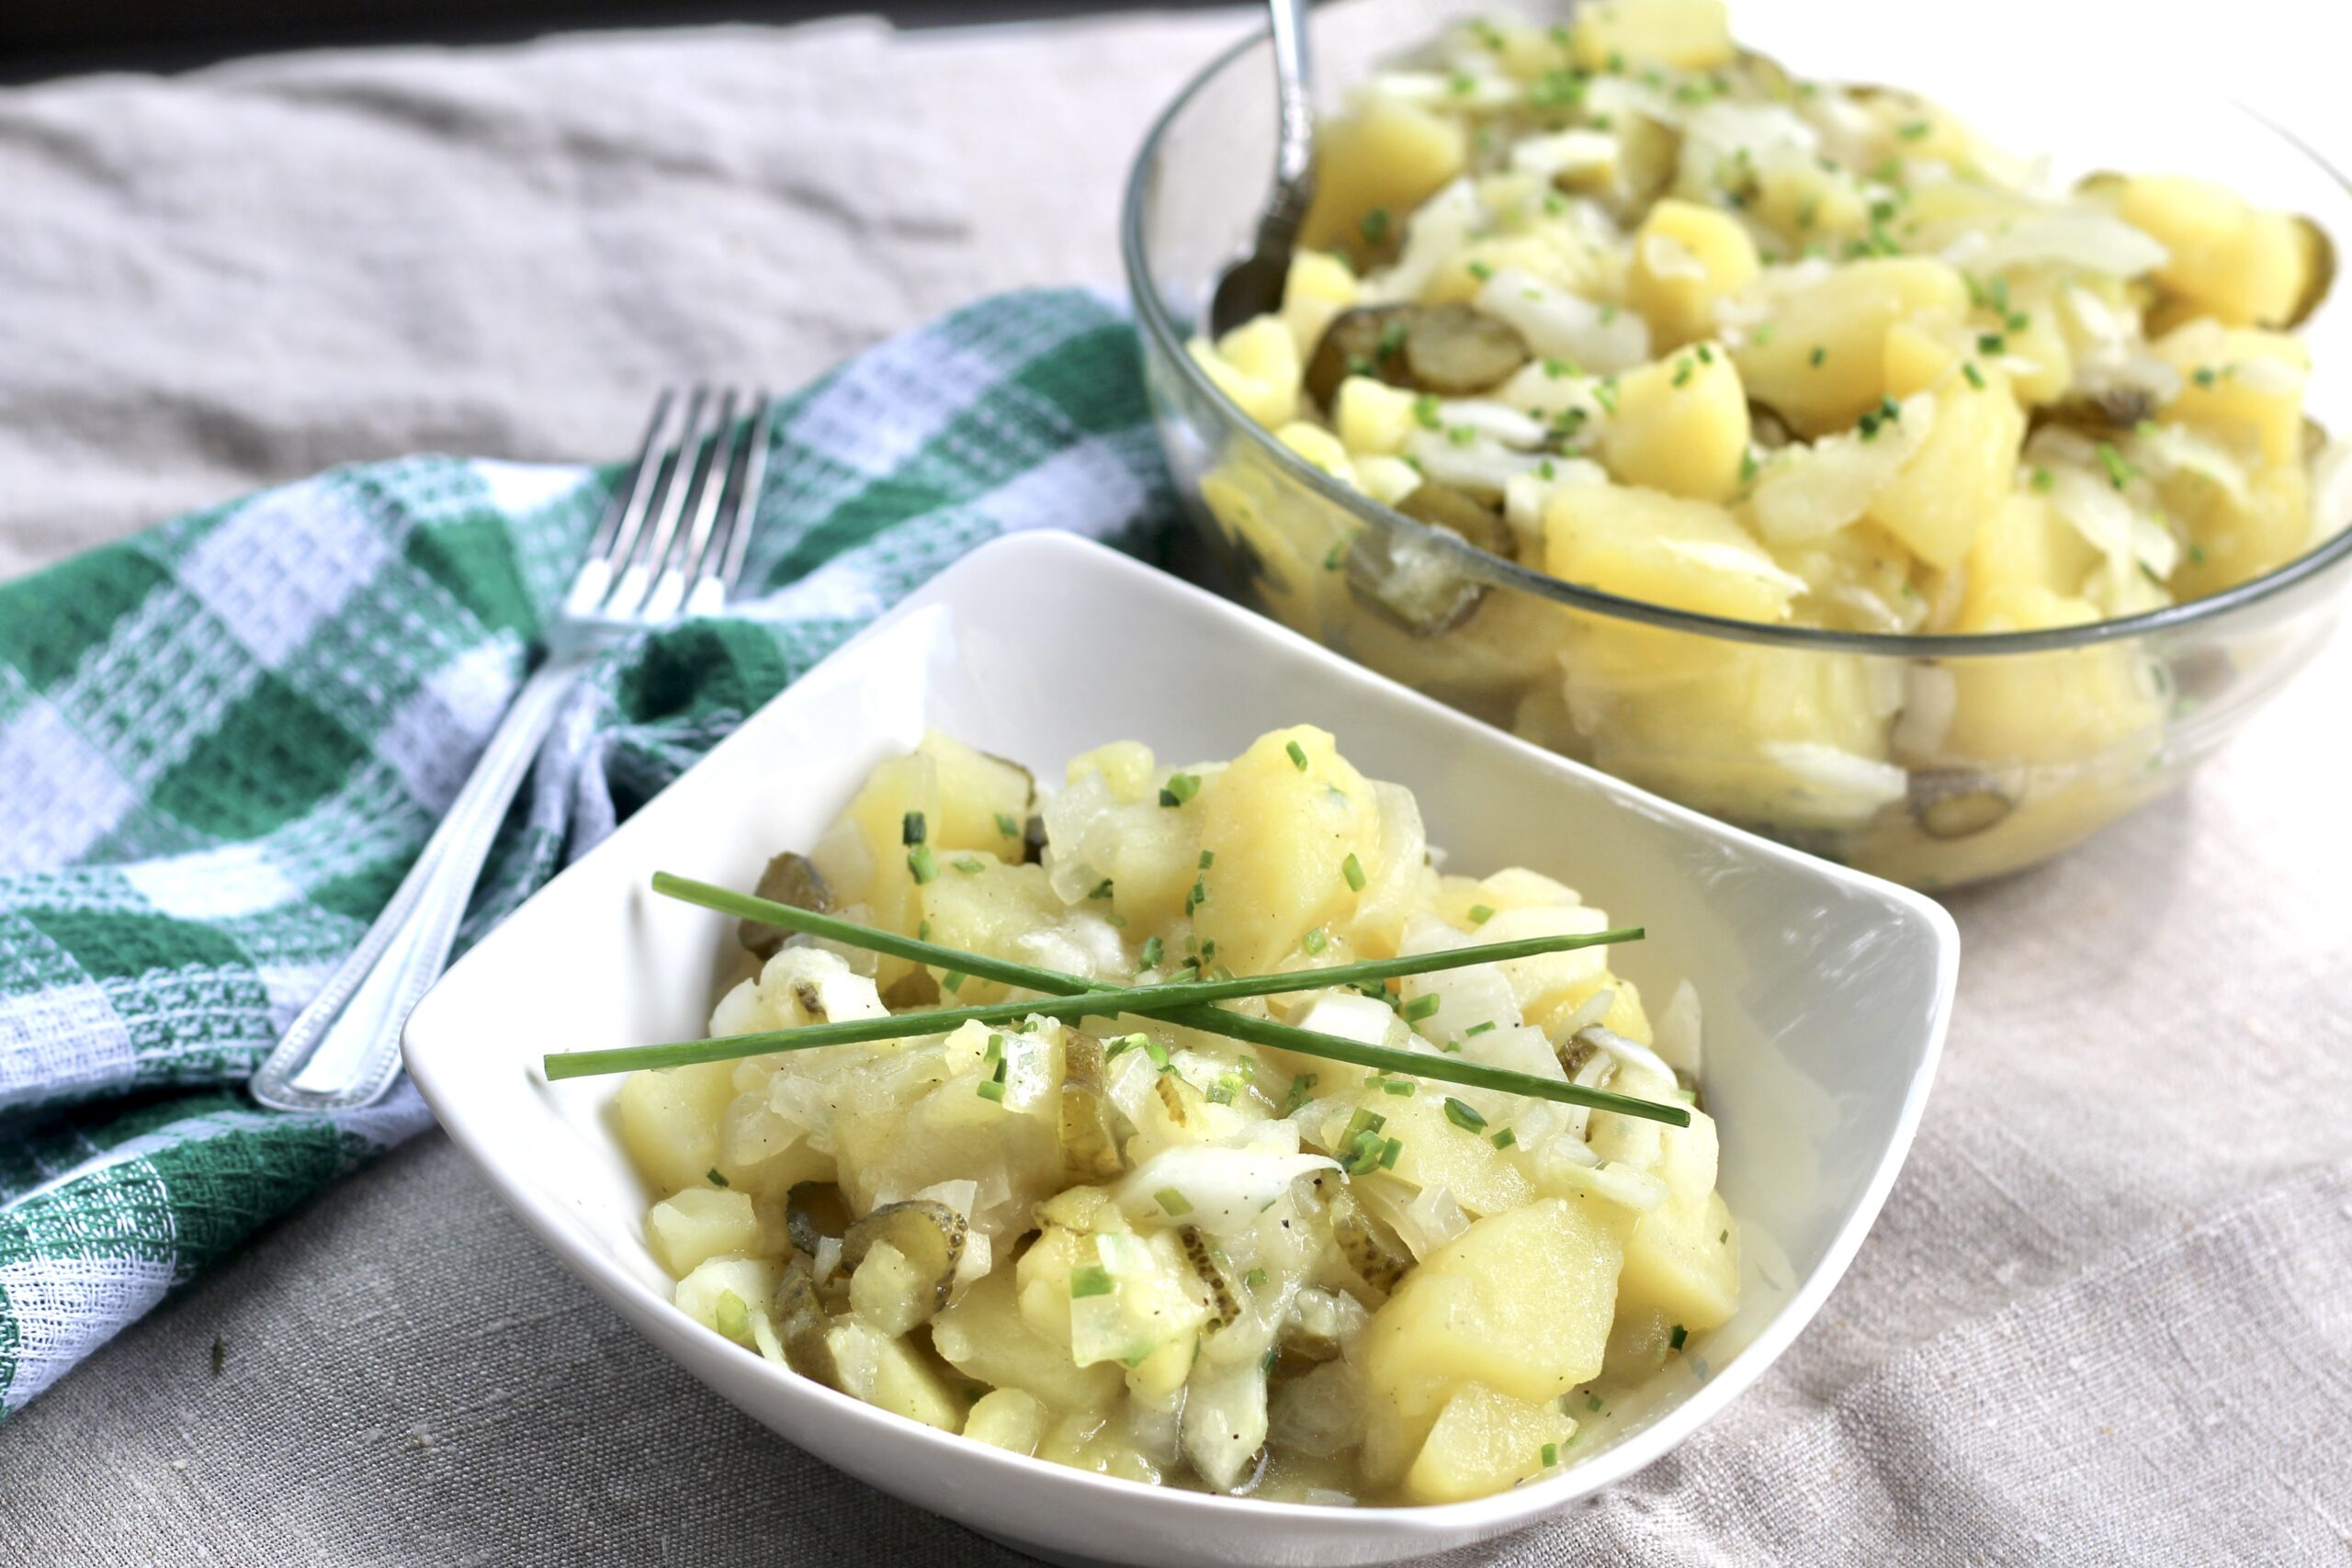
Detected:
left=0, top=287, right=1174, bottom=1419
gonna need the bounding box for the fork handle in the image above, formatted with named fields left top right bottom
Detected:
left=250, top=659, right=583, bottom=1112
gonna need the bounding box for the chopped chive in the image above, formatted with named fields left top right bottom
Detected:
left=941, top=970, right=966, bottom=993
left=1243, top=1267, right=1268, bottom=1289
left=1087, top=877, right=1114, bottom=900
left=706, top=1167, right=729, bottom=1187
left=1285, top=739, right=1310, bottom=772
left=975, top=1078, right=1005, bottom=1101
left=994, top=812, right=1020, bottom=838
left=1070, top=1263, right=1114, bottom=1299
left=1139, top=936, right=1164, bottom=970
left=1443, top=1097, right=1488, bottom=1133
left=1962, top=361, right=1986, bottom=389
left=2030, top=467, right=2055, bottom=492
left=1413, top=394, right=1442, bottom=431
left=1668, top=1324, right=1688, bottom=1350
left=1738, top=449, right=1759, bottom=484
left=1302, top=929, right=1329, bottom=956
left=1381, top=1077, right=1417, bottom=1096
left=902, top=811, right=927, bottom=845
left=1155, top=1188, right=1193, bottom=1216
left=2097, top=441, right=2137, bottom=490
left=906, top=845, right=938, bottom=884
left=1401, top=993, right=1442, bottom=1023
left=1540, top=1442, right=1560, bottom=1467
left=1672, top=357, right=1694, bottom=388
left=1491, top=1128, right=1518, bottom=1149
left=952, top=855, right=984, bottom=875
left=918, top=919, right=931, bottom=942
left=1341, top=854, right=1367, bottom=892
left=1359, top=208, right=1390, bottom=246
left=1142, top=1038, right=1172, bottom=1072
left=1375, top=1136, right=1403, bottom=1171
left=1897, top=119, right=1930, bottom=140
left=1159, top=773, right=1201, bottom=807
left=1465, top=1020, right=1498, bottom=1037
left=1752, top=322, right=1777, bottom=346
left=1467, top=259, right=1494, bottom=282
left=1186, top=875, right=1207, bottom=913
left=1199, top=850, right=1216, bottom=870
left=1592, top=378, right=1618, bottom=413
left=2193, top=366, right=2218, bottom=388
left=1324, top=537, right=1350, bottom=571
left=1977, top=332, right=2006, bottom=355
left=1719, top=1228, right=1730, bottom=1244
left=1285, top=1072, right=1319, bottom=1112
left=1809, top=344, right=1826, bottom=367
left=1586, top=1393, right=1603, bottom=1412
left=1468, top=904, right=1496, bottom=925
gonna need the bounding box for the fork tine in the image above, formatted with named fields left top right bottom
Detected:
left=691, top=390, right=774, bottom=615
left=605, top=384, right=719, bottom=620
left=641, top=387, right=741, bottom=623
left=563, top=389, right=674, bottom=618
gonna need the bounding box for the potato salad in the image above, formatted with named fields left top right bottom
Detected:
left=617, top=728, right=1736, bottom=1505
left=1182, top=0, right=2345, bottom=881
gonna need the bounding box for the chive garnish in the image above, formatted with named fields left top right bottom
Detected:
left=1809, top=344, right=1826, bottom=367
left=1285, top=739, right=1309, bottom=772
left=1155, top=1188, right=1193, bottom=1216
left=994, top=812, right=1020, bottom=838
left=1302, top=929, right=1329, bottom=956
left=902, top=811, right=926, bottom=845
left=707, top=1167, right=729, bottom=1187
left=1467, top=904, right=1496, bottom=925
left=1491, top=1128, right=1517, bottom=1149
left=952, top=856, right=984, bottom=875
left=1401, top=993, right=1441, bottom=1023
left=1380, top=1077, right=1416, bottom=1096
left=907, top=845, right=937, bottom=884
left=540, top=874, right=1680, bottom=1124
left=1341, top=853, right=1367, bottom=892
left=1443, top=1097, right=1488, bottom=1133
left=1962, top=362, right=1986, bottom=389
left=975, top=1078, right=1005, bottom=1101
left=1465, top=1020, right=1497, bottom=1037
left=1139, top=935, right=1164, bottom=971
left=1540, top=1442, right=1560, bottom=1467
left=1243, top=1267, right=1268, bottom=1289
left=1087, top=878, right=1114, bottom=900
left=1668, top=1324, right=1688, bottom=1350
left=1070, top=1264, right=1114, bottom=1299
left=1159, top=773, right=1201, bottom=807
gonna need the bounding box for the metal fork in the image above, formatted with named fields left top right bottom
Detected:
left=251, top=386, right=775, bottom=1112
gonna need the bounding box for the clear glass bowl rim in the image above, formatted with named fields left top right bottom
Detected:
left=1118, top=20, right=2352, bottom=660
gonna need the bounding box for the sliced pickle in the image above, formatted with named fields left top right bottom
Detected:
left=2286, top=215, right=2335, bottom=330
left=785, top=1180, right=854, bottom=1258
left=1059, top=1031, right=1127, bottom=1182
left=840, top=1200, right=968, bottom=1316
left=1321, top=1180, right=1413, bottom=1296
left=1305, top=303, right=1530, bottom=408
left=772, top=1257, right=842, bottom=1387
left=1909, top=771, right=2017, bottom=840
left=1176, top=1225, right=1240, bottom=1332
left=738, top=852, right=831, bottom=961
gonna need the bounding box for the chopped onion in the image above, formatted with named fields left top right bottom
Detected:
left=1116, top=1144, right=1337, bottom=1235
left=1476, top=268, right=1651, bottom=373
left=1760, top=741, right=1910, bottom=815
left=1945, top=211, right=2167, bottom=276
left=1652, top=979, right=1704, bottom=1079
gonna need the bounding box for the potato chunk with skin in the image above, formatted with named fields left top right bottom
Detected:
left=1628, top=201, right=1759, bottom=349
left=1545, top=484, right=1802, bottom=623
left=1598, top=344, right=1752, bottom=502
left=1300, top=95, right=1467, bottom=254
left=1193, top=725, right=1383, bottom=977
left=1363, top=1198, right=1623, bottom=1429
left=1405, top=1384, right=1577, bottom=1504
left=1733, top=257, right=1969, bottom=435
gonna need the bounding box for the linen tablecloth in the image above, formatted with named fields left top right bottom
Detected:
left=2, top=6, right=2348, bottom=1565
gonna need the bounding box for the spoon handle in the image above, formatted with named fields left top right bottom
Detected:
left=1264, top=0, right=1317, bottom=231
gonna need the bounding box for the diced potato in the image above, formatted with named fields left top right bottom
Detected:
left=2167, top=457, right=2312, bottom=601
left=616, top=1063, right=737, bottom=1195
left=1627, top=202, right=1759, bottom=349
left=1568, top=0, right=1733, bottom=70
left=1618, top=1188, right=1740, bottom=1336
left=1362, top=1198, right=1623, bottom=1430
left=1598, top=345, right=1752, bottom=502
left=1335, top=376, right=1420, bottom=457
left=674, top=1255, right=782, bottom=1341
left=1190, top=317, right=1303, bottom=429
left=918, top=731, right=1032, bottom=859
left=1545, top=483, right=1801, bottom=623
left=2102, top=174, right=2317, bottom=328
left=1277, top=422, right=1360, bottom=487
left=1300, top=95, right=1468, bottom=255
left=1940, top=584, right=2161, bottom=766
left=849, top=1239, right=933, bottom=1338
left=825, top=1317, right=965, bottom=1432
left=1881, top=320, right=1962, bottom=398
left=933, top=1264, right=1125, bottom=1410
left=1322, top=1087, right=1533, bottom=1216
left=2154, top=321, right=2310, bottom=466
left=646, top=1188, right=763, bottom=1277
left=1283, top=249, right=1360, bottom=356
left=1867, top=367, right=2025, bottom=570
left=1403, top=1383, right=1577, bottom=1505
left=1733, top=258, right=1970, bottom=435
left=963, top=1388, right=1048, bottom=1455
left=921, top=857, right=1069, bottom=1006
left=1068, top=739, right=1155, bottom=805
left=1193, top=726, right=1384, bottom=977
left=1532, top=972, right=1653, bottom=1046
left=1751, top=160, right=1868, bottom=244
left=831, top=750, right=942, bottom=982
left=1960, top=493, right=2100, bottom=620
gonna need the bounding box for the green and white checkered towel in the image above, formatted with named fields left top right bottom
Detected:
left=0, top=288, right=1174, bottom=1421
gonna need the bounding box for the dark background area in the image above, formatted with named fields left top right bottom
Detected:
left=0, top=0, right=1216, bottom=83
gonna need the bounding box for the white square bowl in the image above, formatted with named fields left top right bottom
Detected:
left=403, top=530, right=1957, bottom=1567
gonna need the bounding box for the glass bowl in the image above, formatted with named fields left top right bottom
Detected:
left=1119, top=0, right=2352, bottom=888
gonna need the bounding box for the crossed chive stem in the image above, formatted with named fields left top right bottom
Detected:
left=538, top=872, right=1690, bottom=1129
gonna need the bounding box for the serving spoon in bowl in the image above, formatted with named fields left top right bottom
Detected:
left=1206, top=0, right=1317, bottom=336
